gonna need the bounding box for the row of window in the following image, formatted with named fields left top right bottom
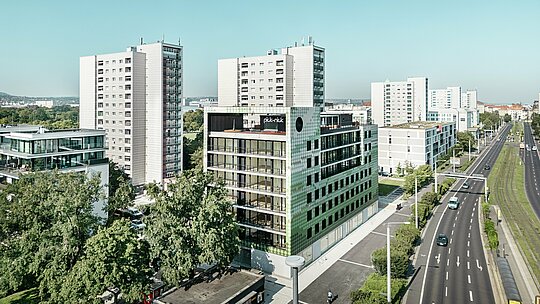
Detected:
left=306, top=169, right=373, bottom=204
left=240, top=86, right=283, bottom=92
left=240, top=78, right=284, bottom=84
left=240, top=60, right=284, bottom=69
left=97, top=111, right=131, bottom=117
left=240, top=95, right=284, bottom=101
left=306, top=192, right=372, bottom=239
left=97, top=75, right=131, bottom=83
left=97, top=58, right=131, bottom=66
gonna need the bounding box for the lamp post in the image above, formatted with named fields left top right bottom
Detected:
left=386, top=222, right=410, bottom=303
left=468, top=139, right=471, bottom=162
left=415, top=176, right=418, bottom=229
left=286, top=256, right=305, bottom=304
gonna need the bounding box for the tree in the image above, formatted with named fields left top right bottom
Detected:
left=57, top=220, right=152, bottom=303
left=0, top=171, right=102, bottom=299
left=421, top=191, right=439, bottom=206
left=183, top=109, right=203, bottom=132
left=396, top=162, right=403, bottom=177
left=503, top=113, right=511, bottom=123
left=106, top=161, right=136, bottom=221
left=457, top=131, right=476, bottom=152
left=145, top=170, right=239, bottom=285
left=479, top=112, right=500, bottom=130
left=371, top=247, right=410, bottom=278
left=403, top=165, right=433, bottom=195
left=183, top=132, right=203, bottom=170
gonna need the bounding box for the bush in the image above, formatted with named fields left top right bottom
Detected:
left=421, top=191, right=439, bottom=206
left=410, top=203, right=433, bottom=229
left=484, top=219, right=499, bottom=250
left=395, top=224, right=421, bottom=247
left=482, top=201, right=490, bottom=218
left=438, top=178, right=456, bottom=195
left=371, top=247, right=410, bottom=278
left=350, top=273, right=407, bottom=304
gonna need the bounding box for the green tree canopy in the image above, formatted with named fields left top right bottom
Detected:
left=57, top=220, right=152, bottom=303
left=403, top=165, right=433, bottom=195
left=456, top=131, right=476, bottom=152
left=145, top=170, right=239, bottom=285
left=371, top=246, right=410, bottom=279
left=479, top=112, right=500, bottom=130
left=106, top=161, right=136, bottom=222
left=183, top=109, right=203, bottom=132
left=503, top=113, right=512, bottom=123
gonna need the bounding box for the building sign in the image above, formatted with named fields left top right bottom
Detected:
left=260, top=115, right=286, bottom=131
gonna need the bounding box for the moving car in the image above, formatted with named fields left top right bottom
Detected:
left=131, top=219, right=146, bottom=230
left=484, top=164, right=491, bottom=170
left=436, top=234, right=448, bottom=246
left=448, top=197, right=460, bottom=209
left=533, top=146, right=538, bottom=151
left=462, top=181, right=470, bottom=189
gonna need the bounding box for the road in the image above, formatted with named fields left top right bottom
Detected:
left=406, top=123, right=511, bottom=304
left=522, top=122, right=540, bottom=220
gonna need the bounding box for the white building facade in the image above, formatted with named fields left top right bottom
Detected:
left=79, top=41, right=183, bottom=186
left=427, top=108, right=478, bottom=132
left=371, top=77, right=428, bottom=127
left=429, top=86, right=461, bottom=109
left=323, top=104, right=371, bottom=124
left=378, top=121, right=456, bottom=175
left=461, top=90, right=478, bottom=109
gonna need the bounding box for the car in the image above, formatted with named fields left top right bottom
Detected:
left=130, top=219, right=146, bottom=230
left=462, top=182, right=470, bottom=189
left=484, top=164, right=491, bottom=170
left=527, top=147, right=532, bottom=151
left=127, top=207, right=144, bottom=218
left=533, top=146, right=538, bottom=151
left=448, top=196, right=460, bottom=209
left=436, top=234, right=448, bottom=246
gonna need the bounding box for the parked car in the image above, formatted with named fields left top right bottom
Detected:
left=131, top=219, right=146, bottom=230
left=448, top=197, right=460, bottom=210
left=436, top=234, right=448, bottom=246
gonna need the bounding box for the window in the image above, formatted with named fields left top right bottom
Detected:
left=125, top=58, right=131, bottom=63
left=125, top=76, right=131, bottom=81
left=307, top=193, right=312, bottom=204
left=314, top=139, right=319, bottom=149
left=315, top=206, right=320, bottom=217
left=315, top=223, right=319, bottom=234
left=307, top=175, right=312, bottom=186
left=125, top=67, right=131, bottom=72
left=307, top=227, right=312, bottom=239
left=307, top=210, right=312, bottom=221
left=307, top=141, right=311, bottom=151
left=307, top=158, right=312, bottom=168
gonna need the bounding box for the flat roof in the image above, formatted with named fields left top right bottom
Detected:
left=382, top=121, right=454, bottom=129
left=5, top=129, right=105, bottom=140
left=156, top=270, right=263, bottom=304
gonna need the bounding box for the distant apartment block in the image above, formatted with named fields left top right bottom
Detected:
left=204, top=107, right=378, bottom=276
left=461, top=90, right=478, bottom=109
left=217, top=41, right=324, bottom=111
left=79, top=41, right=183, bottom=186
left=378, top=121, right=456, bottom=175
left=428, top=108, right=479, bottom=133
left=0, top=126, right=109, bottom=218
left=429, top=86, right=461, bottom=109
left=371, top=77, right=428, bottom=127
left=324, top=103, right=371, bottom=124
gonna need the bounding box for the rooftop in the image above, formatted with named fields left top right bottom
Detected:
left=156, top=270, right=264, bottom=304
left=382, top=121, right=453, bottom=129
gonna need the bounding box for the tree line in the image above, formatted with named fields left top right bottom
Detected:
left=0, top=105, right=78, bottom=129
left=0, top=166, right=239, bottom=303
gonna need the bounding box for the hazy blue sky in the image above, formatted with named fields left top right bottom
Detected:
left=1, top=0, right=539, bottom=103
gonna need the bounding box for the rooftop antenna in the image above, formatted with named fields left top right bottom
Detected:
left=301, top=37, right=305, bottom=46
left=162, top=34, right=165, bottom=43
left=178, top=37, right=181, bottom=46
left=140, top=37, right=144, bottom=45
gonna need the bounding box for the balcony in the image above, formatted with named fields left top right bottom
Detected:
left=207, top=145, right=286, bottom=158
left=220, top=179, right=286, bottom=196
left=207, top=163, right=285, bottom=176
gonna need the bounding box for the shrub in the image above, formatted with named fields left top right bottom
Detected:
left=410, top=203, right=433, bottom=229
left=421, top=191, right=439, bottom=206
left=484, top=219, right=499, bottom=250
left=371, top=247, right=410, bottom=278
left=395, top=224, right=421, bottom=246
left=351, top=273, right=407, bottom=304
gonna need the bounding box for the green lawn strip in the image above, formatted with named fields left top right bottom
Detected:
left=458, top=156, right=477, bottom=173
left=0, top=288, right=39, bottom=304
left=489, top=144, right=540, bottom=286
left=378, top=179, right=404, bottom=196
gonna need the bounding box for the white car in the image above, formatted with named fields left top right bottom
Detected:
left=131, top=219, right=146, bottom=230
left=533, top=146, right=538, bottom=151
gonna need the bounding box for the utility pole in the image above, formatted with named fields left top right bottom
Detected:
left=453, top=149, right=456, bottom=173
left=469, top=139, right=471, bottom=162
left=415, top=176, right=418, bottom=229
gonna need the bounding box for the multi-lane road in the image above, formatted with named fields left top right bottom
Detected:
left=522, top=122, right=540, bottom=220
left=407, top=123, right=511, bottom=304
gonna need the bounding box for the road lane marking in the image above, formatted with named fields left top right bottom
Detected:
left=469, top=290, right=474, bottom=301
left=473, top=207, right=475, bottom=212
left=476, top=259, right=483, bottom=271
left=470, top=218, right=473, bottom=223
left=449, top=247, right=452, bottom=254
left=468, top=232, right=471, bottom=238
left=457, top=256, right=460, bottom=267
left=453, top=223, right=456, bottom=228
left=467, top=261, right=470, bottom=269
left=467, top=240, right=470, bottom=247
left=452, top=230, right=454, bottom=236
left=469, top=225, right=472, bottom=230
left=467, top=250, right=470, bottom=257
left=455, top=216, right=458, bottom=221
left=445, top=286, right=448, bottom=297
left=468, top=274, right=471, bottom=284
left=457, top=210, right=460, bottom=215
left=471, top=212, right=474, bottom=217
left=450, top=238, right=453, bottom=244
left=371, top=231, right=392, bottom=237
left=436, top=254, right=440, bottom=264
left=447, top=258, right=449, bottom=266
left=446, top=271, right=448, bottom=280
left=337, top=259, right=374, bottom=269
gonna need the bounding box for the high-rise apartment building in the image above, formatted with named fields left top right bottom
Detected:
left=80, top=41, right=183, bottom=186
left=461, top=90, right=478, bottom=109
left=204, top=107, right=378, bottom=276
left=217, top=41, right=324, bottom=110
left=429, top=86, right=461, bottom=109
left=371, top=77, right=428, bottom=127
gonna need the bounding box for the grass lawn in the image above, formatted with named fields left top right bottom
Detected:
left=488, top=144, right=540, bottom=286
left=378, top=178, right=404, bottom=196
left=0, top=288, right=39, bottom=304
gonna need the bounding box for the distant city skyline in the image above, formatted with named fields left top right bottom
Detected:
left=1, top=0, right=539, bottom=103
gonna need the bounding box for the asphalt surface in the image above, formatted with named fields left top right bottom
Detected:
left=406, top=124, right=511, bottom=304
left=522, top=122, right=540, bottom=220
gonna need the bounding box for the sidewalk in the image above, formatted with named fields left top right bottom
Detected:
left=493, top=205, right=539, bottom=303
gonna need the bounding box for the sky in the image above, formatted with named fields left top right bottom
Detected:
left=1, top=0, right=539, bottom=103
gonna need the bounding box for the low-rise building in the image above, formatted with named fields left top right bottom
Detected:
left=323, top=103, right=371, bottom=124
left=427, top=108, right=478, bottom=132
left=378, top=121, right=456, bottom=175
left=203, top=106, right=378, bottom=276
left=0, top=125, right=109, bottom=218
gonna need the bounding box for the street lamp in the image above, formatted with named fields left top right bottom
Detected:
left=286, top=255, right=305, bottom=304
left=386, top=221, right=410, bottom=304
left=415, top=176, right=418, bottom=229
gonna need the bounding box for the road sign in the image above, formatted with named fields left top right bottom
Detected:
left=450, top=157, right=461, bottom=165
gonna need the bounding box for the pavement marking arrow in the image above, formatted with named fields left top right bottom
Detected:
left=456, top=256, right=460, bottom=267
left=476, top=259, right=483, bottom=271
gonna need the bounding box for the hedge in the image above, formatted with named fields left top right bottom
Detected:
left=350, top=273, right=407, bottom=304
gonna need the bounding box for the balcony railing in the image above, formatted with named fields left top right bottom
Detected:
left=208, top=163, right=285, bottom=176
left=221, top=179, right=286, bottom=195
left=207, top=145, right=286, bottom=158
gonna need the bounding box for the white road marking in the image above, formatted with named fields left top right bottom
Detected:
left=470, top=218, right=473, bottom=223
left=436, top=254, right=440, bottom=264
left=467, top=240, right=470, bottom=247
left=476, top=259, right=483, bottom=271
left=468, top=274, right=471, bottom=284
left=469, top=290, right=474, bottom=301
left=447, top=258, right=450, bottom=266
left=371, top=231, right=392, bottom=237
left=467, top=250, right=470, bottom=257
left=446, top=271, right=449, bottom=281
left=455, top=216, right=458, bottom=221
left=469, top=225, right=472, bottom=230
left=452, top=230, right=454, bottom=236
left=473, top=207, right=475, bottom=212
left=457, top=255, right=460, bottom=267
left=468, top=261, right=470, bottom=269
left=337, top=259, right=374, bottom=269
left=472, top=211, right=474, bottom=217
left=450, top=238, right=453, bottom=244
left=457, top=210, right=460, bottom=215
left=468, top=232, right=471, bottom=238
left=445, top=286, right=448, bottom=297
left=449, top=247, right=452, bottom=254
left=453, top=222, right=456, bottom=228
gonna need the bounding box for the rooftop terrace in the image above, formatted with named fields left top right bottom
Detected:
left=382, top=121, right=453, bottom=129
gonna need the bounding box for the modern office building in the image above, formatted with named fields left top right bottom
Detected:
left=80, top=40, right=183, bottom=186
left=378, top=121, right=456, bottom=175
left=371, top=77, right=429, bottom=127
left=0, top=126, right=109, bottom=218
left=324, top=104, right=371, bottom=124
left=217, top=39, right=324, bottom=111
left=204, top=107, right=378, bottom=276
left=428, top=108, right=478, bottom=132
left=429, top=86, right=461, bottom=109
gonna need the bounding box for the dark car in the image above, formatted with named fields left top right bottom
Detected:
left=484, top=164, right=491, bottom=170
left=436, top=234, right=448, bottom=246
